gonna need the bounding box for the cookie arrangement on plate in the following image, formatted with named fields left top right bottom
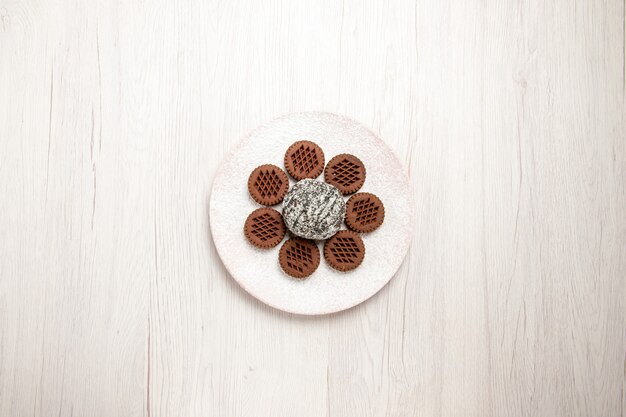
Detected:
left=244, top=140, right=385, bottom=279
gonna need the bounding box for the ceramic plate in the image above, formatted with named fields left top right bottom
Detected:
left=210, top=112, right=413, bottom=315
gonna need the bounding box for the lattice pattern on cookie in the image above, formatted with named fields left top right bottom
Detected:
left=324, top=230, right=365, bottom=271
left=351, top=198, right=380, bottom=226
left=328, top=237, right=362, bottom=265
left=285, top=240, right=315, bottom=273
left=250, top=213, right=282, bottom=242
left=325, top=154, right=365, bottom=194
left=254, top=169, right=284, bottom=199
left=345, top=193, right=384, bottom=233
left=290, top=144, right=321, bottom=176
left=330, top=158, right=362, bottom=187
left=244, top=207, right=286, bottom=248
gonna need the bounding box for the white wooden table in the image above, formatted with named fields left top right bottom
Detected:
left=1, top=1, right=625, bottom=416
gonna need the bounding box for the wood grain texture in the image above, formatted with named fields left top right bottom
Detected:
left=0, top=0, right=624, bottom=416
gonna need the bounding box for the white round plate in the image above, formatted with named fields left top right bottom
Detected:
left=210, top=112, right=413, bottom=315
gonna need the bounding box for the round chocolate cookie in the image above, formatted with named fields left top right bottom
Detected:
left=248, top=164, right=289, bottom=206
left=244, top=208, right=286, bottom=249
left=345, top=192, right=385, bottom=233
left=324, top=230, right=365, bottom=272
left=284, top=141, right=325, bottom=180
left=324, top=154, right=366, bottom=195
left=282, top=179, right=346, bottom=240
left=279, top=237, right=320, bottom=279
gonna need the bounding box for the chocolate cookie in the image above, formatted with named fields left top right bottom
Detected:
left=279, top=237, right=320, bottom=279
left=345, top=192, right=385, bottom=233
left=284, top=141, right=325, bottom=180
left=248, top=164, right=289, bottom=206
left=324, top=154, right=366, bottom=195
left=324, top=230, right=365, bottom=271
left=244, top=208, right=286, bottom=249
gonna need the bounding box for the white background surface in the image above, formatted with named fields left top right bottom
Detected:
left=0, top=1, right=625, bottom=416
